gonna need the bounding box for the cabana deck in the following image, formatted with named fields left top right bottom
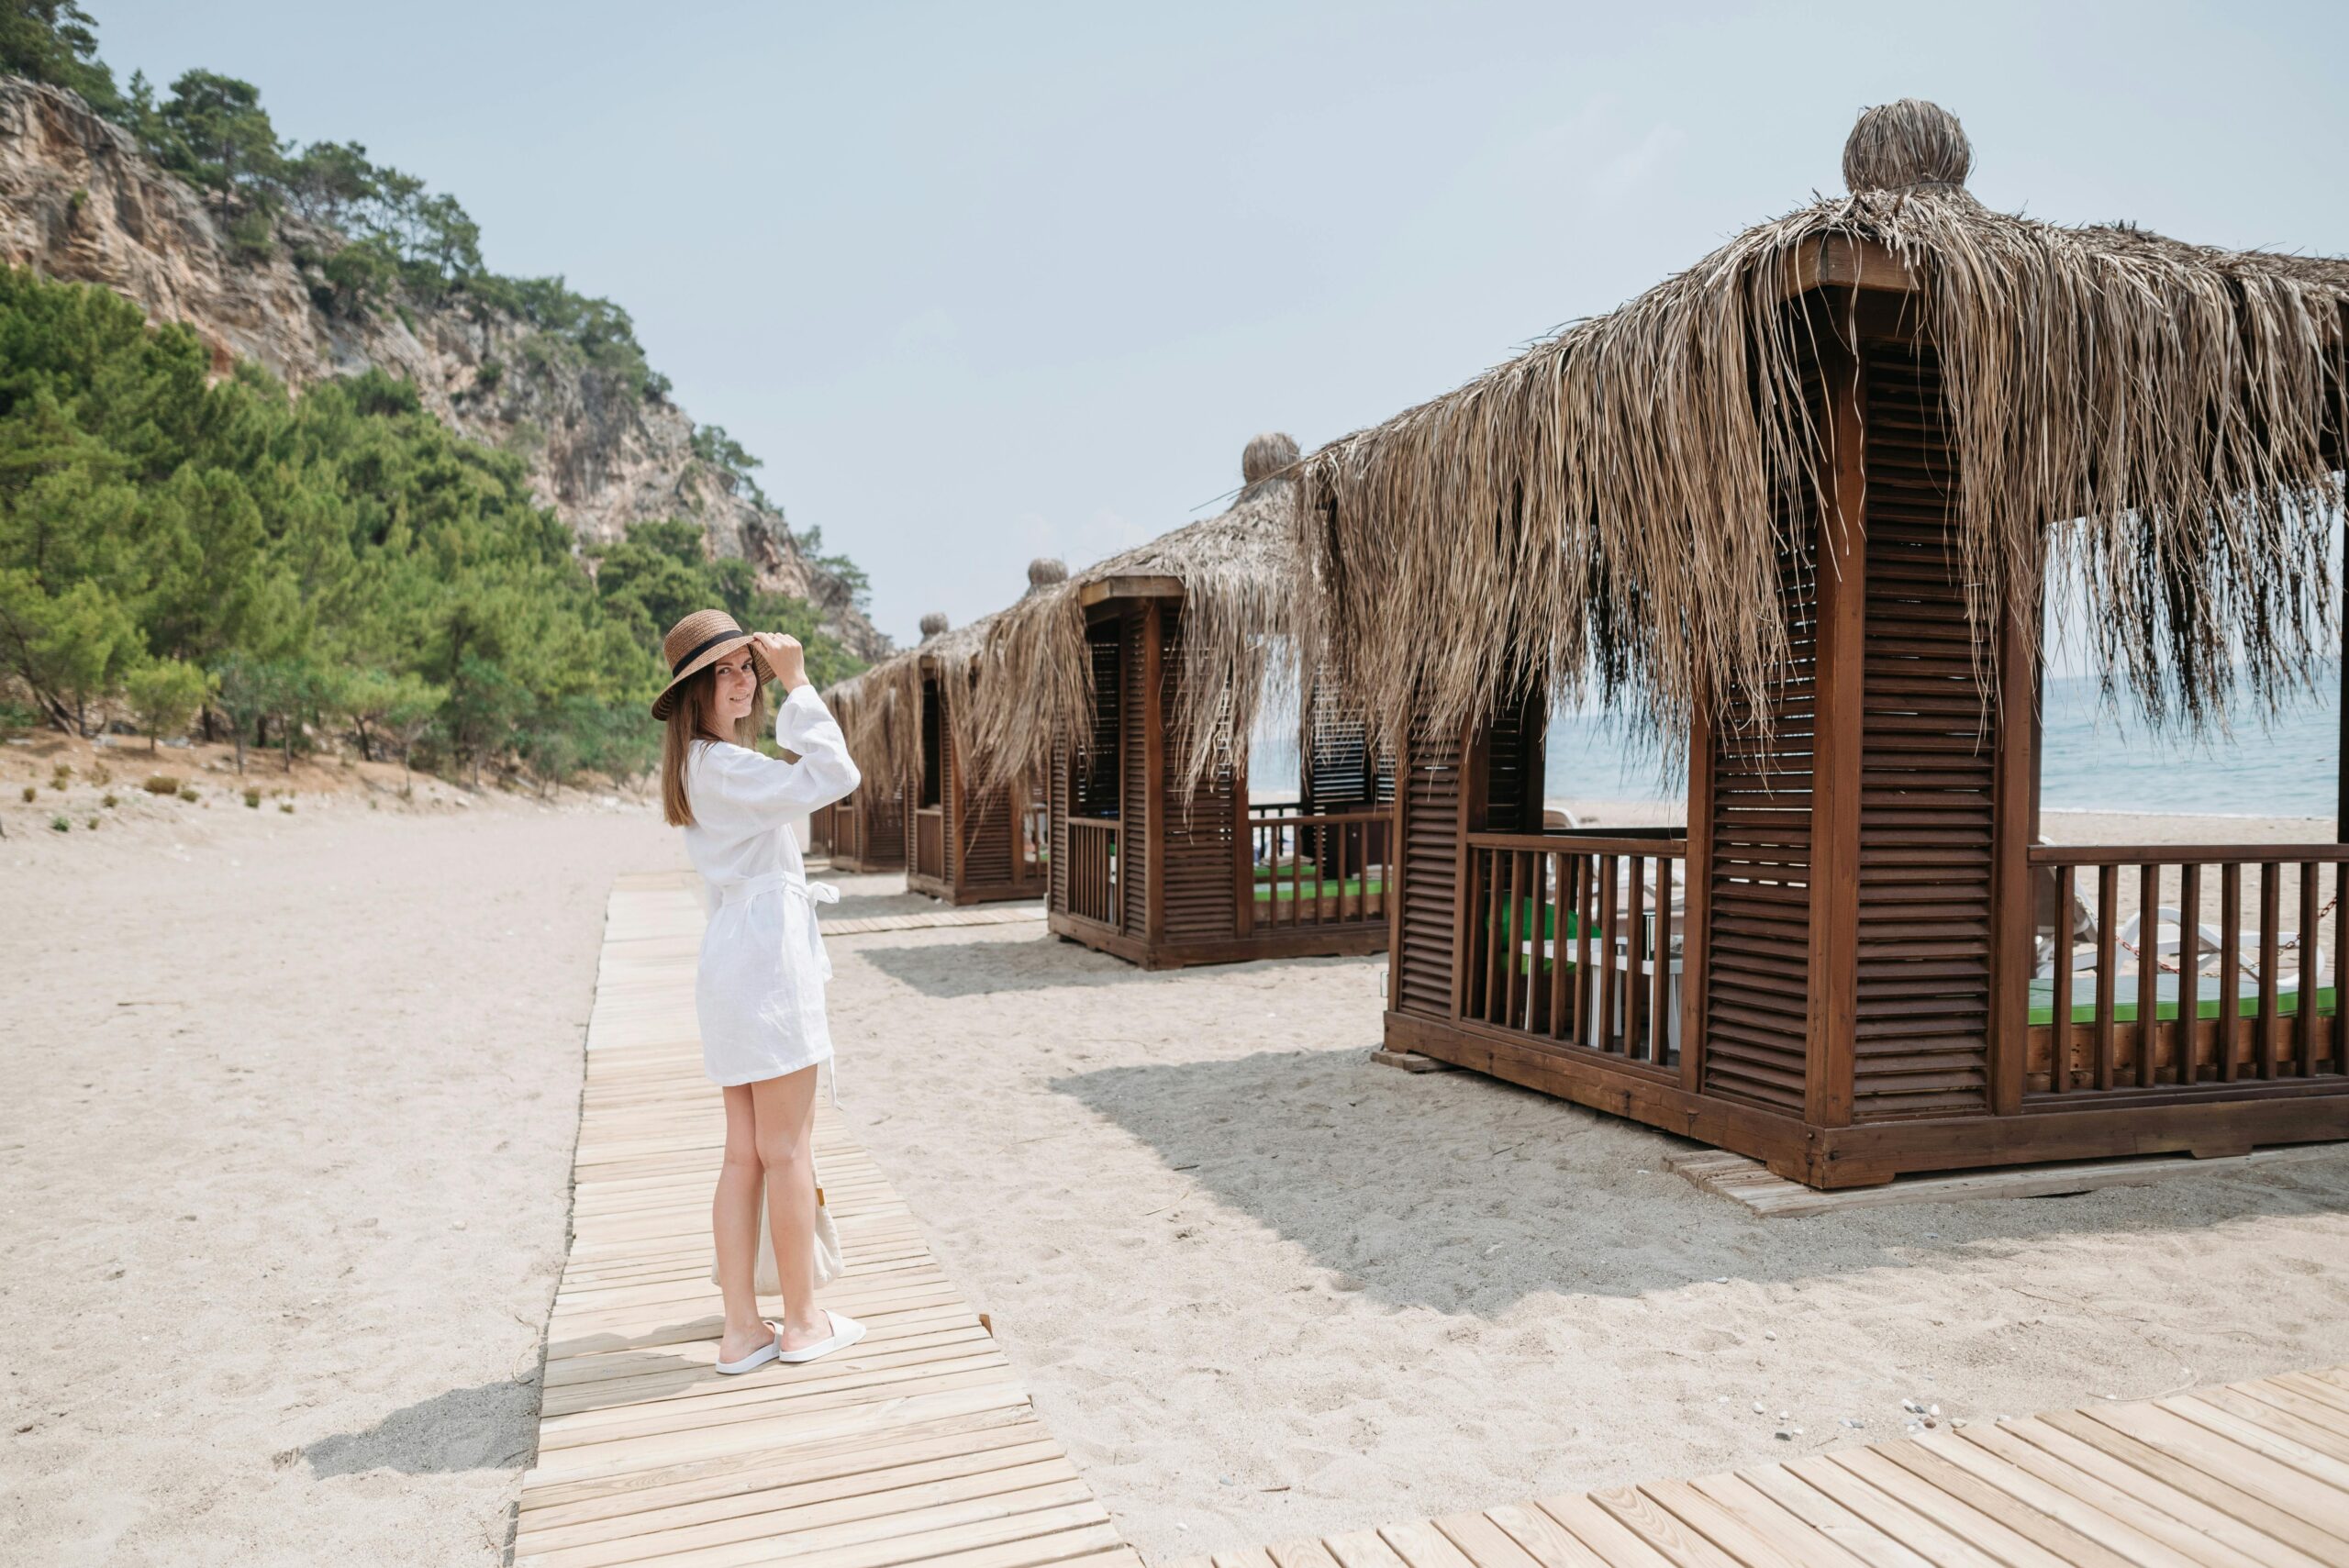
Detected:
left=1163, top=1361, right=2349, bottom=1568
left=1299, top=102, right=2349, bottom=1188
left=514, top=873, right=1137, bottom=1568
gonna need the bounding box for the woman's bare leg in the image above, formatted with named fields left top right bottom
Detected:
left=750, top=1064, right=827, bottom=1351
left=712, top=1083, right=771, bottom=1363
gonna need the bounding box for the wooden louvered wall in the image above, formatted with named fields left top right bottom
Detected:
left=1852, top=337, right=1994, bottom=1119
left=1049, top=728, right=1070, bottom=913
left=1392, top=687, right=1542, bottom=1021
left=1120, top=608, right=1149, bottom=935
left=1700, top=365, right=1825, bottom=1118
left=1158, top=608, right=1239, bottom=942
left=1393, top=717, right=1464, bottom=1019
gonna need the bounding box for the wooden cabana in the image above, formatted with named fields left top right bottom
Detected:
left=968, top=435, right=1392, bottom=969
left=837, top=601, right=1049, bottom=906
left=813, top=677, right=906, bottom=873
left=1297, top=102, right=2349, bottom=1189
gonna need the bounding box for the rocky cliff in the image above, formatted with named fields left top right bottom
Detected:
left=0, top=78, right=885, bottom=661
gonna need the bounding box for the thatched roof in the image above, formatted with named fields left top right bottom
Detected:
left=827, top=564, right=1074, bottom=800
left=963, top=433, right=1305, bottom=794
left=1297, top=98, right=2349, bottom=758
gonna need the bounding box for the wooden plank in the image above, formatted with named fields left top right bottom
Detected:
left=1952, top=1420, right=2289, bottom=1568
left=1482, top=1502, right=1618, bottom=1568
left=1640, top=1476, right=1868, bottom=1568
left=1664, top=1142, right=2343, bottom=1217
left=2035, top=1409, right=2349, bottom=1565
left=1692, top=1472, right=1923, bottom=1568
left=1429, top=1511, right=1551, bottom=1568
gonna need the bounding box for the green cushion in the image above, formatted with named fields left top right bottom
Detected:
left=2028, top=975, right=2336, bottom=1026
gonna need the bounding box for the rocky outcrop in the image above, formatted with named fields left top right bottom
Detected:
left=0, top=78, right=884, bottom=660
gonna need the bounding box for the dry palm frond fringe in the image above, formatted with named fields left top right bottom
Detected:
left=963, top=434, right=1307, bottom=797
left=827, top=560, right=1073, bottom=809
left=1294, top=125, right=2347, bottom=762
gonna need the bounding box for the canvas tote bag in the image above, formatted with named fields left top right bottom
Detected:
left=710, top=1154, right=845, bottom=1295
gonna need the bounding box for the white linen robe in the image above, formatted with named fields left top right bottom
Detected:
left=681, top=684, right=861, bottom=1085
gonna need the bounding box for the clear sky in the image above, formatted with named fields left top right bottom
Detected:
left=92, top=0, right=2349, bottom=650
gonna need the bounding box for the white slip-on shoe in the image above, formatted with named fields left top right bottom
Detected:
left=775, top=1309, right=865, bottom=1364
left=714, top=1321, right=783, bottom=1375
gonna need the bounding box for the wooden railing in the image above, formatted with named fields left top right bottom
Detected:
left=1249, top=808, right=1390, bottom=928
left=913, top=806, right=945, bottom=881
left=1065, top=816, right=1119, bottom=927
left=2030, top=844, right=2348, bottom=1097
left=1460, top=832, right=1688, bottom=1069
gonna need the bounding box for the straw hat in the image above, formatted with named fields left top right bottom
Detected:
left=651, top=608, right=774, bottom=720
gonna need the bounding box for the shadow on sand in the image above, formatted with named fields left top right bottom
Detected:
left=852, top=932, right=1375, bottom=998
left=303, top=1378, right=544, bottom=1477
left=1050, top=1043, right=2349, bottom=1315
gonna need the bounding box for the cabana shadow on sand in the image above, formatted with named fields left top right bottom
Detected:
left=970, top=436, right=1393, bottom=969
left=1297, top=101, right=2349, bottom=1189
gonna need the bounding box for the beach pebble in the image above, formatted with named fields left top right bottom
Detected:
left=451, top=1219, right=467, bottom=1230
left=1712, top=1276, right=1729, bottom=1284
left=1928, top=1404, right=1942, bottom=1417
left=1763, top=1330, right=1776, bottom=1340
left=1752, top=1401, right=1765, bottom=1414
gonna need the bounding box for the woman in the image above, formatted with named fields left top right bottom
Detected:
left=654, top=608, right=863, bottom=1373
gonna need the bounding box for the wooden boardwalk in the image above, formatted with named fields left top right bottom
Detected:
left=1164, top=1363, right=2349, bottom=1568
left=515, top=873, right=1136, bottom=1568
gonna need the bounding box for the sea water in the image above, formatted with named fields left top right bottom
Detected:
left=1246, top=667, right=2340, bottom=817
left=1540, top=668, right=2342, bottom=817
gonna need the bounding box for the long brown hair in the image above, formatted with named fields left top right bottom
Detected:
left=660, top=663, right=768, bottom=827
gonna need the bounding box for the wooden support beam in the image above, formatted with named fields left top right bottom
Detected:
left=1077, top=574, right=1184, bottom=607
left=1680, top=674, right=1715, bottom=1096
left=1142, top=599, right=1166, bottom=947
left=1991, top=578, right=2039, bottom=1118
left=1804, top=324, right=1867, bottom=1130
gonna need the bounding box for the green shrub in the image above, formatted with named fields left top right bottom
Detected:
left=143, top=774, right=181, bottom=795
left=100, top=792, right=118, bottom=807
left=50, top=815, right=67, bottom=832
left=18, top=785, right=31, bottom=803
left=179, top=786, right=199, bottom=802
left=278, top=799, right=294, bottom=813
left=50, top=764, right=72, bottom=789
left=84, top=815, right=98, bottom=828
left=243, top=787, right=261, bottom=808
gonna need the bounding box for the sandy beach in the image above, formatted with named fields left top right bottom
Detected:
left=0, top=767, right=674, bottom=1566
left=829, top=803, right=2349, bottom=1561
left=8, top=783, right=2349, bottom=1564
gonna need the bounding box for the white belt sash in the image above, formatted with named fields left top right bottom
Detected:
left=714, top=872, right=841, bottom=1104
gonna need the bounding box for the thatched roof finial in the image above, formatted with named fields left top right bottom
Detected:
left=1240, top=431, right=1299, bottom=498
left=1026, top=557, right=1067, bottom=592
left=918, top=611, right=950, bottom=639
left=1843, top=99, right=1971, bottom=193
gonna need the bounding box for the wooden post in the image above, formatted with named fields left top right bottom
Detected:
left=1680, top=674, right=1715, bottom=1095
left=1232, top=725, right=1253, bottom=939
left=1387, top=718, right=1410, bottom=1013
left=1142, top=599, right=1166, bottom=948
left=2339, top=518, right=2346, bottom=844
left=1452, top=717, right=1493, bottom=1021
left=1804, top=323, right=1866, bottom=1133
left=1990, top=585, right=2038, bottom=1117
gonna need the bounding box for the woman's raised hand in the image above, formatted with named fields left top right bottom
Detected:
left=752, top=631, right=808, bottom=691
